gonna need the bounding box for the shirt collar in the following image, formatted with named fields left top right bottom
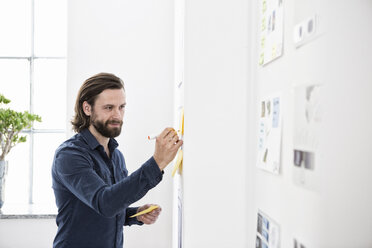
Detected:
left=80, top=128, right=119, bottom=151
left=108, top=137, right=119, bottom=152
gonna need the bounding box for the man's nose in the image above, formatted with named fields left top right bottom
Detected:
left=112, top=108, right=123, bottom=118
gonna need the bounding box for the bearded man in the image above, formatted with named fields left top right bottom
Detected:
left=52, top=73, right=182, bottom=248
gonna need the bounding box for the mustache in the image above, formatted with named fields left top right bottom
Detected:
left=106, top=120, right=123, bottom=125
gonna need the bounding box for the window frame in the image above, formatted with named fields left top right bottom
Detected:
left=0, top=0, right=66, bottom=205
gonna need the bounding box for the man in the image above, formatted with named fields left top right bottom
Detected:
left=52, top=72, right=183, bottom=248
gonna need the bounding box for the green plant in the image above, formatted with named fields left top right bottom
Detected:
left=0, top=94, right=41, bottom=160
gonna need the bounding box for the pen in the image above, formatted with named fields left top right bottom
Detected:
left=147, top=134, right=158, bottom=140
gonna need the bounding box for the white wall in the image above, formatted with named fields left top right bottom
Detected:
left=0, top=219, right=57, bottom=248
left=183, top=0, right=372, bottom=248
left=318, top=1, right=372, bottom=246
left=182, top=0, right=250, bottom=247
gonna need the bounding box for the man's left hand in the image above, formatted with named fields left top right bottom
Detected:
left=136, top=204, right=162, bottom=225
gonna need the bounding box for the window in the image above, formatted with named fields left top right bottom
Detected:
left=0, top=0, right=67, bottom=207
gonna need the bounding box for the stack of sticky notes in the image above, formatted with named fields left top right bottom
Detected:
left=129, top=205, right=159, bottom=218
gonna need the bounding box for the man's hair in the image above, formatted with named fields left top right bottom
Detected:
left=71, top=72, right=125, bottom=133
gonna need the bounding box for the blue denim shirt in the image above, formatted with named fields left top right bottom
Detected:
left=52, top=129, right=163, bottom=248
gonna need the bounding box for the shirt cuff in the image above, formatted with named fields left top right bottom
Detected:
left=125, top=207, right=144, bottom=226
left=143, top=156, right=163, bottom=187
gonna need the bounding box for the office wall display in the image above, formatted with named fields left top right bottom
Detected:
left=257, top=94, right=282, bottom=174
left=256, top=210, right=280, bottom=248
left=293, top=84, right=324, bottom=190
left=259, top=0, right=284, bottom=65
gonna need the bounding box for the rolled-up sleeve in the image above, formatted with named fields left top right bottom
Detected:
left=53, top=147, right=163, bottom=218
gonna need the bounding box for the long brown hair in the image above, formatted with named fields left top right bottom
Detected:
left=71, top=72, right=125, bottom=133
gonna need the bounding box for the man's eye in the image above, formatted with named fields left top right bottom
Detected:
left=105, top=106, right=112, bottom=110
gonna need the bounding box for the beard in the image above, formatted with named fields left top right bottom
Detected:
left=91, top=113, right=123, bottom=138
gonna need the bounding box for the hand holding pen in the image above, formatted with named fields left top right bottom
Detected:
left=151, top=128, right=183, bottom=171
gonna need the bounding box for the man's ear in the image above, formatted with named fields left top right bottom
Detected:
left=82, top=101, right=92, bottom=116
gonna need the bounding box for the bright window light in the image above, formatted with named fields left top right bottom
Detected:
left=0, top=0, right=67, bottom=208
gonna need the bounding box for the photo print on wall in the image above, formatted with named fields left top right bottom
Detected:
left=257, top=93, right=282, bottom=174
left=256, top=210, right=280, bottom=248
left=293, top=84, right=324, bottom=190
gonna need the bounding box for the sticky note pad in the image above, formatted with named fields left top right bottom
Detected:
left=129, top=205, right=159, bottom=218
left=180, top=108, right=184, bottom=135
left=172, top=149, right=183, bottom=177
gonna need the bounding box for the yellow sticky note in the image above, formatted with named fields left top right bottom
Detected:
left=179, top=157, right=183, bottom=174
left=172, top=149, right=183, bottom=177
left=261, top=37, right=265, bottom=48
left=272, top=45, right=277, bottom=58
left=261, top=18, right=266, bottom=31
left=259, top=53, right=264, bottom=65
left=129, top=205, right=159, bottom=218
left=180, top=108, right=184, bottom=135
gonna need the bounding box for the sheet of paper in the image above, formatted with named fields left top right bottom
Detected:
left=294, top=84, right=323, bottom=151
left=129, top=205, right=159, bottom=218
left=293, top=84, right=324, bottom=190
left=256, top=210, right=280, bottom=248
left=259, top=0, right=284, bottom=65
left=256, top=94, right=282, bottom=174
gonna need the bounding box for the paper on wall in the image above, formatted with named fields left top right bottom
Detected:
left=257, top=94, right=282, bottom=174
left=259, top=0, right=284, bottom=65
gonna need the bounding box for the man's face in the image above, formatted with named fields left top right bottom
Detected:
left=89, top=88, right=126, bottom=138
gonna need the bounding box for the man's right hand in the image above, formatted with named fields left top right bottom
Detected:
left=153, top=127, right=183, bottom=171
